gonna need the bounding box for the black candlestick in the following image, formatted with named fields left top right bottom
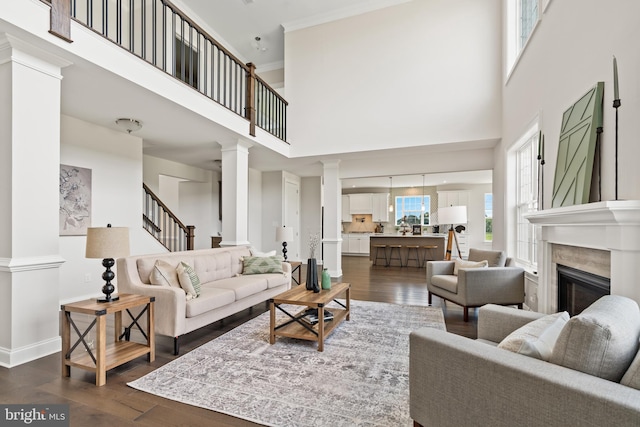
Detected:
left=613, top=98, right=621, bottom=200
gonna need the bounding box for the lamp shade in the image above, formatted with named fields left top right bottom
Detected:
left=85, top=226, right=130, bottom=259
left=438, top=206, right=467, bottom=225
left=275, top=226, right=293, bottom=242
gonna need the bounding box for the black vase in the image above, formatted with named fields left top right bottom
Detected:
left=306, top=258, right=320, bottom=293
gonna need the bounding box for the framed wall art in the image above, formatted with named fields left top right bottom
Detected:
left=59, top=164, right=92, bottom=235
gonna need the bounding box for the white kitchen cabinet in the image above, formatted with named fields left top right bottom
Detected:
left=372, top=193, right=389, bottom=222
left=342, top=195, right=351, bottom=222
left=349, top=193, right=373, bottom=214
left=341, top=234, right=349, bottom=253
left=344, top=233, right=371, bottom=255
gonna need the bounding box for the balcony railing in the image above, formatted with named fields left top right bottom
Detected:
left=49, top=0, right=287, bottom=141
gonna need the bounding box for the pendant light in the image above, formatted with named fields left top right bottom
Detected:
left=421, top=174, right=426, bottom=211
left=388, top=177, right=394, bottom=212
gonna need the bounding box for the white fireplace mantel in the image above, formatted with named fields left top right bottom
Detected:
left=525, top=200, right=640, bottom=313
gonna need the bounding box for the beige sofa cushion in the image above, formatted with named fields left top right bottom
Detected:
left=186, top=287, right=236, bottom=318
left=211, top=275, right=269, bottom=300
left=550, top=295, right=640, bottom=382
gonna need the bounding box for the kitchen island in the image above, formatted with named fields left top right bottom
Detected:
left=369, top=234, right=446, bottom=265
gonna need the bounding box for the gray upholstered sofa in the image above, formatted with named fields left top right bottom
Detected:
left=426, top=248, right=525, bottom=321
left=116, top=246, right=291, bottom=354
left=410, top=295, right=640, bottom=426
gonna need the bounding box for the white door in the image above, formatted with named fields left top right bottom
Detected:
left=284, top=179, right=300, bottom=260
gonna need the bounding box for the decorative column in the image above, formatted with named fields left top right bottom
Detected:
left=219, top=139, right=253, bottom=247
left=322, top=160, right=342, bottom=278
left=0, top=34, right=69, bottom=367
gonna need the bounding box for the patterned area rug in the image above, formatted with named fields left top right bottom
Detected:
left=128, top=299, right=445, bottom=427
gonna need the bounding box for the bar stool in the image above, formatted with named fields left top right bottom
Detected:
left=372, top=244, right=388, bottom=266
left=405, top=245, right=421, bottom=267
left=388, top=244, right=403, bottom=267
left=421, top=245, right=440, bottom=267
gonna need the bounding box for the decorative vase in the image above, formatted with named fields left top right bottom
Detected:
left=322, top=268, right=331, bottom=290
left=306, top=258, right=319, bottom=292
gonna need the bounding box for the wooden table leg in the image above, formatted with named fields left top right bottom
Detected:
left=114, top=310, right=122, bottom=341
left=95, top=314, right=107, bottom=386
left=346, top=287, right=351, bottom=321
left=318, top=304, right=325, bottom=352
left=61, top=310, right=70, bottom=378
left=147, top=301, right=155, bottom=362
left=269, top=300, right=276, bottom=345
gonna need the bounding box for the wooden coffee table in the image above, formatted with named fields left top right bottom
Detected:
left=269, top=282, right=350, bottom=351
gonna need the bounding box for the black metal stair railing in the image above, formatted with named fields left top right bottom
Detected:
left=143, top=183, right=195, bottom=251
left=65, top=0, right=287, bottom=141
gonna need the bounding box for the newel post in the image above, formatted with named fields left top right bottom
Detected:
left=245, top=62, right=256, bottom=137
left=49, top=0, right=73, bottom=43
left=186, top=226, right=195, bottom=250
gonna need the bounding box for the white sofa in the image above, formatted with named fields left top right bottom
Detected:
left=410, top=295, right=640, bottom=426
left=116, top=246, right=291, bottom=354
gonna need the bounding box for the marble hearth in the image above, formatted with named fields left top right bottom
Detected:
left=525, top=200, right=640, bottom=313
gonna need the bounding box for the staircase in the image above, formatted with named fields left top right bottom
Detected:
left=143, top=184, right=195, bottom=251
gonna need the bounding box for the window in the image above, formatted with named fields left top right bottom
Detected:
left=516, top=129, right=539, bottom=267
left=484, top=193, right=493, bottom=242
left=519, top=0, right=539, bottom=50
left=395, top=196, right=430, bottom=226
left=506, top=0, right=540, bottom=73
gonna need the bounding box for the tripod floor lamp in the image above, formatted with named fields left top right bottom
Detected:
left=438, top=206, right=467, bottom=260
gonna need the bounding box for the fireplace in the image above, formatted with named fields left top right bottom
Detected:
left=557, top=264, right=610, bottom=316
left=525, top=200, right=640, bottom=314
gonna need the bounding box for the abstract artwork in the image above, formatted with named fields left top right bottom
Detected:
left=59, top=164, right=92, bottom=235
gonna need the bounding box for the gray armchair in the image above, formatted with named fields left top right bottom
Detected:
left=426, top=248, right=525, bottom=321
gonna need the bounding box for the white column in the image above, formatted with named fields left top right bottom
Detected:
left=0, top=34, right=69, bottom=367
left=322, top=160, right=342, bottom=278
left=219, top=139, right=252, bottom=247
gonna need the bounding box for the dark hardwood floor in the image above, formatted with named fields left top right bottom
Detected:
left=0, top=256, right=477, bottom=426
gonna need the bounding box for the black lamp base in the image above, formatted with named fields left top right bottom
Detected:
left=97, top=257, right=118, bottom=303
left=281, top=242, right=288, bottom=261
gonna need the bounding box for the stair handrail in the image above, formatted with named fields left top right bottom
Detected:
left=143, top=183, right=195, bottom=251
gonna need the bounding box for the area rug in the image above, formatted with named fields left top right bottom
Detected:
left=128, top=299, right=445, bottom=427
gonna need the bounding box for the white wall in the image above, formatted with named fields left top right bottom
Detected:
left=494, top=0, right=640, bottom=250
left=59, top=115, right=163, bottom=303
left=301, top=177, right=322, bottom=260
left=285, top=0, right=502, bottom=157
left=248, top=168, right=263, bottom=251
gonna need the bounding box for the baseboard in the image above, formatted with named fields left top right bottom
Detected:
left=0, top=336, right=61, bottom=368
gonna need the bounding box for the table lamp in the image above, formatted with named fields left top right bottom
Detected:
left=85, top=224, right=130, bottom=302
left=438, top=206, right=467, bottom=260
left=275, top=226, right=294, bottom=261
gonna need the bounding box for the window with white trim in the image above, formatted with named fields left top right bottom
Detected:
left=394, top=196, right=430, bottom=226
left=516, top=129, right=539, bottom=267
left=507, top=0, right=540, bottom=73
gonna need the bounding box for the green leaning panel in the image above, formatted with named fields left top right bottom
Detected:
left=551, top=82, right=604, bottom=208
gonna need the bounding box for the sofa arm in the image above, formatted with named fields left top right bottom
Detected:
left=457, top=266, right=525, bottom=306
left=477, top=304, right=545, bottom=342
left=116, top=258, right=186, bottom=338
left=410, top=327, right=640, bottom=427
left=426, top=261, right=455, bottom=283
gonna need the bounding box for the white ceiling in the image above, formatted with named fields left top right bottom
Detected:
left=177, top=0, right=413, bottom=70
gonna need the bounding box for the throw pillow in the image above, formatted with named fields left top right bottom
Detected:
left=176, top=261, right=201, bottom=300
left=497, top=311, right=570, bottom=361
left=149, top=260, right=181, bottom=288
left=249, top=248, right=277, bottom=257
left=242, top=255, right=284, bottom=275
left=549, top=295, right=640, bottom=382
left=453, top=259, right=488, bottom=276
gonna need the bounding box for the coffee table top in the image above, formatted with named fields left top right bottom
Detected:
left=272, top=282, right=350, bottom=306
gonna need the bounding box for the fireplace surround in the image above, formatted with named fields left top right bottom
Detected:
left=525, top=200, right=640, bottom=313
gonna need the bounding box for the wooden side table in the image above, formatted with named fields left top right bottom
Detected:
left=61, top=293, right=155, bottom=386
left=289, top=261, right=302, bottom=285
